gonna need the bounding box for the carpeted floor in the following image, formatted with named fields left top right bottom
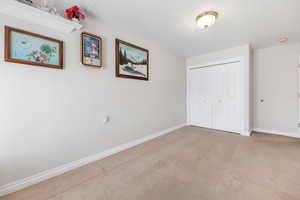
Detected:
left=1, top=126, right=300, bottom=200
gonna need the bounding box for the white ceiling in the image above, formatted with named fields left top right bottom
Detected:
left=55, top=0, right=300, bottom=57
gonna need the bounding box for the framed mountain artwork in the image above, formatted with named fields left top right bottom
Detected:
left=115, top=39, right=149, bottom=80
left=81, top=32, right=102, bottom=67
left=5, top=26, right=64, bottom=69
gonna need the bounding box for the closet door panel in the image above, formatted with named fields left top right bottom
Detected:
left=189, top=67, right=218, bottom=128
left=213, top=62, right=243, bottom=133
left=226, top=62, right=243, bottom=133
left=212, top=66, right=227, bottom=130
left=189, top=62, right=243, bottom=134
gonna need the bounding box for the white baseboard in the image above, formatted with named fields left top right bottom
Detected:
left=240, top=129, right=252, bottom=137
left=252, top=128, right=300, bottom=139
left=0, top=123, right=186, bottom=197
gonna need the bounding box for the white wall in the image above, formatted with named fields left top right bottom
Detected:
left=253, top=43, right=299, bottom=137
left=186, top=45, right=252, bottom=135
left=0, top=14, right=186, bottom=186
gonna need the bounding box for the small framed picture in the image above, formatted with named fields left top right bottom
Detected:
left=115, top=39, right=149, bottom=81
left=81, top=32, right=102, bottom=67
left=5, top=26, right=64, bottom=69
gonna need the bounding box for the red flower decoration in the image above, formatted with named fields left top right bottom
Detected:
left=66, top=8, right=72, bottom=14
left=67, top=12, right=74, bottom=19
left=72, top=6, right=79, bottom=13
left=65, top=5, right=86, bottom=21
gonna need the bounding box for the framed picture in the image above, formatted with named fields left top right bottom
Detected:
left=81, top=32, right=102, bottom=67
left=115, top=39, right=149, bottom=80
left=5, top=26, right=64, bottom=69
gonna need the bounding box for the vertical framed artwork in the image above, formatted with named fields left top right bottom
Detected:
left=5, top=26, right=64, bottom=69
left=81, top=32, right=102, bottom=67
left=115, top=39, right=149, bottom=80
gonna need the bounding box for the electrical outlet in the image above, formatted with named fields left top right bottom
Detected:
left=103, top=116, right=110, bottom=124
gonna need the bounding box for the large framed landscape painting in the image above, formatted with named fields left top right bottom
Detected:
left=115, top=39, right=149, bottom=80
left=5, top=26, right=64, bottom=69
left=81, top=32, right=102, bottom=67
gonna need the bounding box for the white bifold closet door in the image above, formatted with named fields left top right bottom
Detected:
left=189, top=62, right=243, bottom=134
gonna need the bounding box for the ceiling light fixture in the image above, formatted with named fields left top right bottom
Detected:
left=278, top=37, right=288, bottom=43
left=196, top=11, right=218, bottom=28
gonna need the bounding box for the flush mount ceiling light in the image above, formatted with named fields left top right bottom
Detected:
left=278, top=37, right=288, bottom=43
left=196, top=11, right=218, bottom=28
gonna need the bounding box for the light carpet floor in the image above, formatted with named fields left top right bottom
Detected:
left=1, top=126, right=300, bottom=200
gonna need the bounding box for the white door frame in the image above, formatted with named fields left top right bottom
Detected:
left=186, top=56, right=250, bottom=136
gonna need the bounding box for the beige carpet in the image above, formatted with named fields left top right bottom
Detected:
left=1, top=126, right=300, bottom=200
